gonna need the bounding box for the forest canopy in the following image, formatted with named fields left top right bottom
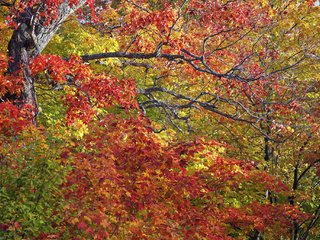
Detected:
left=0, top=0, right=319, bottom=239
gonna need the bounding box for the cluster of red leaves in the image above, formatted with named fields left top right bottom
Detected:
left=65, top=57, right=138, bottom=123
left=0, top=102, right=34, bottom=135
left=31, top=55, right=138, bottom=123
left=189, top=0, right=271, bottom=28
left=31, top=55, right=71, bottom=83
left=0, top=54, right=32, bottom=135
left=80, top=75, right=138, bottom=110
left=126, top=8, right=175, bottom=36
left=0, top=54, right=23, bottom=97
left=54, top=115, right=307, bottom=239
left=224, top=202, right=309, bottom=236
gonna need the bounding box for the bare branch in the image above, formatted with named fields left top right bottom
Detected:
left=0, top=0, right=15, bottom=6
left=125, top=0, right=150, bottom=13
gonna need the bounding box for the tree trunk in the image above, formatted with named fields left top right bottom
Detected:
left=7, top=16, right=39, bottom=121
left=6, top=0, right=86, bottom=122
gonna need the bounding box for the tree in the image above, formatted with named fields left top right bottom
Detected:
left=0, top=0, right=319, bottom=239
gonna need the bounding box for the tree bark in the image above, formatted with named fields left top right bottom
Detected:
left=6, top=0, right=86, bottom=122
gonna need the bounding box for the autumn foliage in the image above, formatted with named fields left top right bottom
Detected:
left=0, top=0, right=319, bottom=239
